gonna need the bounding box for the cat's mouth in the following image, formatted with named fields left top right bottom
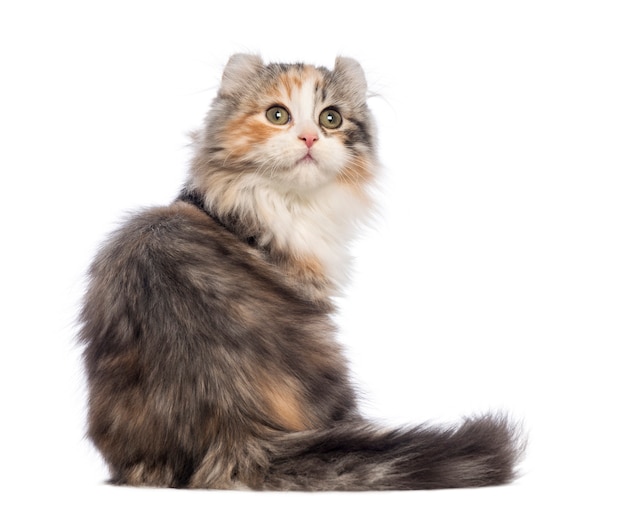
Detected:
left=297, top=151, right=316, bottom=165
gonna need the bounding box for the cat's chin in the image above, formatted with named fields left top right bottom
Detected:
left=282, top=160, right=340, bottom=192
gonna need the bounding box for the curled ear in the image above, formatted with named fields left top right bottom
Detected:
left=220, top=53, right=264, bottom=96
left=334, top=57, right=368, bottom=100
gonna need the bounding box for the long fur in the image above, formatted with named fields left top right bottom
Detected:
left=79, top=54, right=524, bottom=490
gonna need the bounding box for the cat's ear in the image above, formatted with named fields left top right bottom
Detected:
left=220, top=54, right=264, bottom=96
left=334, top=57, right=368, bottom=100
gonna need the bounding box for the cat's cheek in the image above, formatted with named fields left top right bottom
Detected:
left=336, top=154, right=376, bottom=187
left=313, top=142, right=351, bottom=175
left=223, top=116, right=280, bottom=160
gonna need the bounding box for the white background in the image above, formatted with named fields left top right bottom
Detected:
left=1, top=1, right=624, bottom=509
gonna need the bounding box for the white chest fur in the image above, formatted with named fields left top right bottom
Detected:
left=252, top=182, right=368, bottom=289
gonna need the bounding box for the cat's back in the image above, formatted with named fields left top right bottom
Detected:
left=87, top=200, right=274, bottom=298
left=91, top=200, right=243, bottom=274
left=80, top=200, right=325, bottom=354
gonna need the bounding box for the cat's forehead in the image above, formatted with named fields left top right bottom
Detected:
left=218, top=55, right=367, bottom=112
left=261, top=64, right=329, bottom=105
left=271, top=65, right=324, bottom=95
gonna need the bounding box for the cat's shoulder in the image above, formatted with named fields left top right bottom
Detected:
left=123, top=200, right=214, bottom=232
left=100, top=200, right=236, bottom=259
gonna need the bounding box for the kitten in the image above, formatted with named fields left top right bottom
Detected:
left=80, top=54, right=524, bottom=490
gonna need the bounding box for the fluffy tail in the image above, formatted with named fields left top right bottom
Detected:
left=257, top=414, right=524, bottom=491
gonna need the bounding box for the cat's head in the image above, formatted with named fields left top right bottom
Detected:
left=192, top=54, right=377, bottom=193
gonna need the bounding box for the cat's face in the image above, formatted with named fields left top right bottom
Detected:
left=201, top=55, right=376, bottom=192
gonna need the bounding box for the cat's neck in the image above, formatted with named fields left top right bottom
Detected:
left=249, top=182, right=365, bottom=289
left=183, top=175, right=371, bottom=300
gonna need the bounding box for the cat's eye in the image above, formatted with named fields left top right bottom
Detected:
left=319, top=108, right=342, bottom=129
left=266, top=106, right=290, bottom=125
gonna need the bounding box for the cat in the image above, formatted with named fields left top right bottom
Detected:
left=79, top=54, right=524, bottom=490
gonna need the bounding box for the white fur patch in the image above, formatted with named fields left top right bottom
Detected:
left=252, top=181, right=368, bottom=289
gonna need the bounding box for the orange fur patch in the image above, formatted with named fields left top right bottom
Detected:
left=258, top=374, right=314, bottom=432
left=270, top=66, right=320, bottom=102
left=222, top=115, right=278, bottom=159
left=277, top=72, right=298, bottom=99
left=293, top=254, right=326, bottom=281
left=240, top=118, right=278, bottom=145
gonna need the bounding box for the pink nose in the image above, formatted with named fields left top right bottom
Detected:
left=299, top=132, right=318, bottom=148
